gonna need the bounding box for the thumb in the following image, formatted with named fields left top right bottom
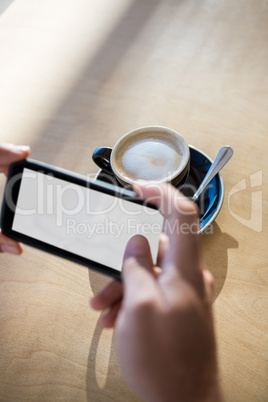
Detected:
left=0, top=144, right=30, bottom=163
left=0, top=144, right=30, bottom=175
left=122, top=235, right=159, bottom=305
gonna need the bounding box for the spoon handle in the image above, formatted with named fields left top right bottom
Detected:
left=191, top=146, right=233, bottom=203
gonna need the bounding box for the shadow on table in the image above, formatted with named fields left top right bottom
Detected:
left=0, top=0, right=15, bottom=15
left=201, top=222, right=239, bottom=300
left=85, top=316, right=139, bottom=402
left=29, top=0, right=163, bottom=165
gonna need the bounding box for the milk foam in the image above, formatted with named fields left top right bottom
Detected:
left=121, top=139, right=182, bottom=181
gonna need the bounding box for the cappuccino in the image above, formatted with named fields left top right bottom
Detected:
left=119, top=138, right=182, bottom=181
left=93, top=126, right=190, bottom=187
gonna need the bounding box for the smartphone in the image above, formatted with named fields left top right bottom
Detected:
left=0, top=159, right=164, bottom=279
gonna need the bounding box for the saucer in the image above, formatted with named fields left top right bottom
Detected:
left=95, top=145, right=224, bottom=234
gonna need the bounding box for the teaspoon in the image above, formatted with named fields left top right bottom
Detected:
left=191, top=146, right=233, bottom=203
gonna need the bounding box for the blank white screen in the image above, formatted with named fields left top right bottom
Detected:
left=12, top=169, right=164, bottom=271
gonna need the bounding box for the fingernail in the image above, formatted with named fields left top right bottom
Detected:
left=1, top=244, right=22, bottom=255
left=1, top=144, right=30, bottom=153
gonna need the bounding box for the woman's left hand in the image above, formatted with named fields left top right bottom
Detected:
left=0, top=143, right=30, bottom=254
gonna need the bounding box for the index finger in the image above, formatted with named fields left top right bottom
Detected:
left=133, top=183, right=203, bottom=290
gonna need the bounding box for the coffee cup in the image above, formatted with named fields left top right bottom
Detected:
left=92, top=126, right=190, bottom=188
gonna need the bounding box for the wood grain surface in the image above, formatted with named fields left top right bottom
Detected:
left=0, top=0, right=267, bottom=401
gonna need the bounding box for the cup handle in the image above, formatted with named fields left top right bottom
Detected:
left=92, top=147, right=113, bottom=174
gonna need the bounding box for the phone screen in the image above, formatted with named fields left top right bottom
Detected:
left=11, top=168, right=164, bottom=272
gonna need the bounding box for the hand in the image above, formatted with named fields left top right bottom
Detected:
left=0, top=143, right=30, bottom=254
left=91, top=183, right=221, bottom=402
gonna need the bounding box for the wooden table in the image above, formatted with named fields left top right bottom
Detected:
left=0, top=0, right=267, bottom=400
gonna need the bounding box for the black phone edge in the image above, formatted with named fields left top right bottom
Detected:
left=6, top=158, right=159, bottom=208
left=1, top=158, right=159, bottom=280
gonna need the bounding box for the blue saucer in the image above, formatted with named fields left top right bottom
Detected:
left=95, top=145, right=224, bottom=234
